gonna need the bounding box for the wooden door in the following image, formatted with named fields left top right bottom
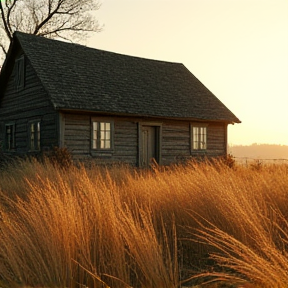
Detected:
left=140, top=126, right=159, bottom=167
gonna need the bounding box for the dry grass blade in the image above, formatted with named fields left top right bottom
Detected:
left=193, top=209, right=288, bottom=287
left=0, top=158, right=287, bottom=287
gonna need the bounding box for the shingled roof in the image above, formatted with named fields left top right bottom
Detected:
left=1, top=32, right=240, bottom=123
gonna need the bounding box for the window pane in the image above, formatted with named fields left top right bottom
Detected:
left=100, top=122, right=105, bottom=130
left=101, top=131, right=105, bottom=139
left=37, top=122, right=41, bottom=150
left=192, top=126, right=207, bottom=150
left=100, top=122, right=111, bottom=149
left=100, top=139, right=105, bottom=149
left=93, top=122, right=98, bottom=132
left=93, top=121, right=112, bottom=150
left=92, top=122, right=98, bottom=149
left=105, top=141, right=111, bottom=149
left=30, top=124, right=35, bottom=150
left=6, top=126, right=10, bottom=150
left=93, top=130, right=97, bottom=141
left=199, top=127, right=203, bottom=149
left=193, top=127, right=199, bottom=149
left=202, top=127, right=207, bottom=149
left=5, top=125, right=14, bottom=150
left=29, top=122, right=41, bottom=151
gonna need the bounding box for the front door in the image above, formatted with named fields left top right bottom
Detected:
left=140, top=125, right=160, bottom=167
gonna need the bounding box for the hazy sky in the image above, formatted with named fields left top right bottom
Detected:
left=88, top=0, right=288, bottom=145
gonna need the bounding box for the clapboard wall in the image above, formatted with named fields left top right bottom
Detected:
left=61, top=113, right=227, bottom=166
left=0, top=54, right=58, bottom=154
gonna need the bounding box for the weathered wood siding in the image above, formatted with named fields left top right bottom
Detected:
left=61, top=114, right=91, bottom=156
left=206, top=123, right=227, bottom=156
left=62, top=113, right=138, bottom=165
left=62, top=113, right=227, bottom=166
left=0, top=55, right=58, bottom=154
left=161, top=121, right=227, bottom=165
left=161, top=121, right=190, bottom=164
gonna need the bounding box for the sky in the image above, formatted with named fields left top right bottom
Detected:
left=88, top=0, right=288, bottom=146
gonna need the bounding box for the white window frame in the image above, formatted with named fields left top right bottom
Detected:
left=191, top=123, right=208, bottom=151
left=91, top=119, right=114, bottom=150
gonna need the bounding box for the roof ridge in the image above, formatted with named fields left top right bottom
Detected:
left=14, top=31, right=183, bottom=66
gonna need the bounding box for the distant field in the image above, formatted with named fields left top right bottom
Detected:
left=229, top=143, right=288, bottom=161
left=0, top=158, right=287, bottom=288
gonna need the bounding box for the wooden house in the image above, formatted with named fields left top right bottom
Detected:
left=0, top=32, right=240, bottom=166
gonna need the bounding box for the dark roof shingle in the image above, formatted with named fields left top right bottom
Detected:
left=7, top=32, right=241, bottom=123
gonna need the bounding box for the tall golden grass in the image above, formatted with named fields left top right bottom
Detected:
left=0, top=157, right=287, bottom=287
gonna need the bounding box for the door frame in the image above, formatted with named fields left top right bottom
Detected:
left=138, top=122, right=162, bottom=167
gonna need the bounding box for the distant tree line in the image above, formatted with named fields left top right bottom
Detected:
left=229, top=143, right=288, bottom=160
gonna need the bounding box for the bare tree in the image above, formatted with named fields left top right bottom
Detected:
left=0, top=0, right=102, bottom=62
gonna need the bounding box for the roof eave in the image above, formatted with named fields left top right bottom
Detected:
left=56, top=107, right=241, bottom=123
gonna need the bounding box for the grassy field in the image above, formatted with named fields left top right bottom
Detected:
left=0, top=156, right=287, bottom=288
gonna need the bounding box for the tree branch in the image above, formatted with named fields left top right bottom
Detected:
left=0, top=0, right=102, bottom=62
left=33, top=0, right=63, bottom=35
left=0, top=42, right=7, bottom=55
left=0, top=0, right=13, bottom=41
left=6, top=0, right=18, bottom=37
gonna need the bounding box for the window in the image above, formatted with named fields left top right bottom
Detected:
left=15, top=56, right=25, bottom=90
left=92, top=121, right=113, bottom=150
left=5, top=123, right=15, bottom=151
left=191, top=125, right=207, bottom=150
left=29, top=121, right=41, bottom=151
